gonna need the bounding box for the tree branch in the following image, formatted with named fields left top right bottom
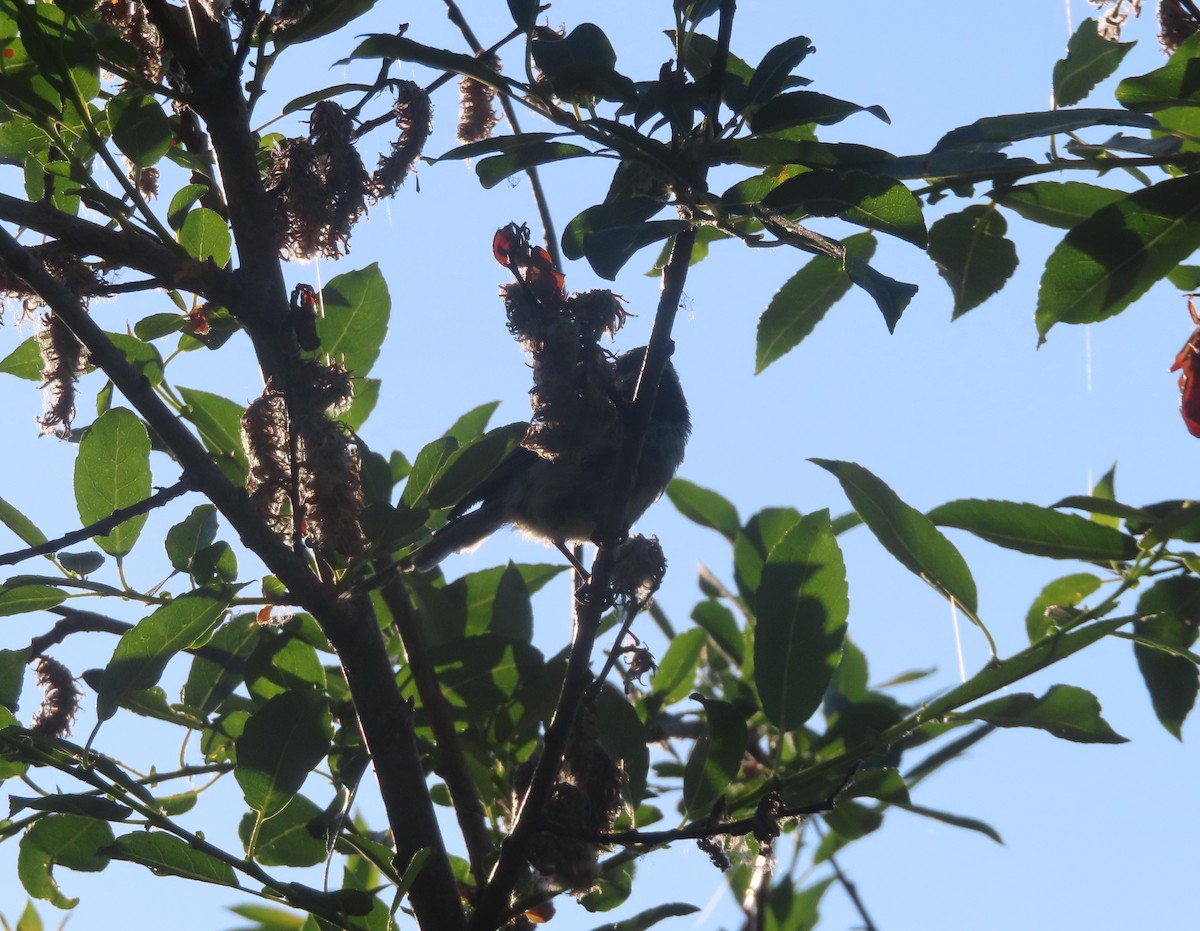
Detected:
left=0, top=480, right=192, bottom=568
left=0, top=232, right=467, bottom=931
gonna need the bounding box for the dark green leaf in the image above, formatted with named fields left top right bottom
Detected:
left=274, top=0, right=377, bottom=47
left=927, top=498, right=1139, bottom=561
left=177, top=387, right=249, bottom=485
left=895, top=801, right=1003, bottom=843
left=426, top=422, right=527, bottom=509
left=18, top=813, right=113, bottom=909
left=238, top=793, right=327, bottom=867
left=166, top=184, right=209, bottom=231
left=844, top=257, right=917, bottom=333
left=106, top=831, right=237, bottom=886
left=165, top=504, right=219, bottom=573
left=530, top=23, right=634, bottom=102
left=1133, top=577, right=1200, bottom=739
left=928, top=205, right=1018, bottom=318
left=1024, top=572, right=1103, bottom=642
left=691, top=599, right=743, bottom=664
left=934, top=108, right=1157, bottom=151
left=756, top=231, right=875, bottom=371
left=400, top=436, right=457, bottom=508
left=107, top=333, right=165, bottom=387
left=761, top=170, right=926, bottom=247
left=1054, top=19, right=1136, bottom=107
left=56, top=551, right=103, bottom=576
left=713, top=138, right=894, bottom=171
left=1036, top=174, right=1200, bottom=340
left=994, top=181, right=1125, bottom=230
left=10, top=794, right=130, bottom=821
left=964, top=684, right=1127, bottom=743
left=476, top=142, right=591, bottom=189
left=108, top=93, right=170, bottom=166
left=133, top=312, right=186, bottom=341
left=183, top=613, right=260, bottom=716
left=97, top=589, right=229, bottom=721
left=73, top=408, right=151, bottom=557
left=763, top=877, right=832, bottom=931
left=1116, top=32, right=1200, bottom=111
left=682, top=695, right=748, bottom=817
left=754, top=510, right=849, bottom=731
left=178, top=208, right=231, bottom=267
left=280, top=82, right=374, bottom=116
left=587, top=903, right=701, bottom=931
left=733, top=507, right=802, bottom=606
left=235, top=689, right=332, bottom=817
left=579, top=859, right=634, bottom=913
left=823, top=799, right=882, bottom=840
left=745, top=36, right=815, bottom=111
left=813, top=460, right=977, bottom=614
left=749, top=91, right=889, bottom=133
left=317, top=264, right=390, bottom=377
left=665, top=478, right=740, bottom=541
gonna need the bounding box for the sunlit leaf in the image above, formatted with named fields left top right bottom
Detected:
left=927, top=205, right=1018, bottom=318
left=73, top=408, right=151, bottom=557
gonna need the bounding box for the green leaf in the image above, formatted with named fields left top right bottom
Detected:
left=1054, top=19, right=1136, bottom=107
left=0, top=583, right=66, bottom=617
left=1116, top=32, right=1200, bottom=111
left=426, top=422, right=527, bottom=509
left=73, top=408, right=151, bottom=557
left=57, top=551, right=103, bottom=576
left=96, top=589, right=229, bottom=721
left=927, top=205, right=1018, bottom=318
left=894, top=801, right=1003, bottom=843
left=927, top=499, right=1139, bottom=561
left=755, top=231, right=875, bottom=371
left=165, top=504, right=219, bottom=573
left=0, top=336, right=43, bottom=380
left=665, top=478, right=740, bottom=541
left=934, top=108, right=1157, bottom=151
left=691, top=598, right=743, bottom=664
left=106, top=832, right=237, bottom=886
left=317, top=264, right=390, bottom=377
left=963, top=684, right=1128, bottom=743
left=107, top=332, right=165, bottom=387
left=744, top=36, right=815, bottom=111
left=530, top=22, right=634, bottom=102
left=650, top=627, right=707, bottom=704
left=108, top=93, right=170, bottom=166
left=238, top=793, right=327, bottom=867
left=813, top=459, right=977, bottom=614
left=754, top=509, right=849, bottom=731
left=235, top=689, right=332, bottom=817
left=18, top=814, right=113, bottom=909
left=183, top=613, right=260, bottom=716
left=844, top=256, right=917, bottom=334
left=1024, top=572, right=1103, bottom=642
left=761, top=170, right=926, bottom=248
left=166, top=184, right=210, bottom=231
left=587, top=903, right=701, bottom=931
left=0, top=495, right=47, bottom=547
left=1035, top=174, right=1200, bottom=341
left=682, top=695, right=748, bottom=817
left=177, top=387, right=249, bottom=485
left=749, top=91, right=889, bottom=132
left=476, top=142, right=591, bottom=189
left=178, top=208, right=231, bottom=267
left=993, top=181, right=1125, bottom=230
left=273, top=0, right=377, bottom=47
left=10, top=794, right=130, bottom=821
left=1133, top=577, right=1200, bottom=739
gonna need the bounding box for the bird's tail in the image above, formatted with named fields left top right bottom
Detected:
left=400, top=506, right=506, bottom=572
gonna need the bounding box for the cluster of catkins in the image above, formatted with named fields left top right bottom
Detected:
left=493, top=224, right=629, bottom=463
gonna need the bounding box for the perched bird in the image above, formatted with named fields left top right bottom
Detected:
left=402, top=347, right=689, bottom=572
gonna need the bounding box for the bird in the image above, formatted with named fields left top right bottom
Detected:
left=401, top=346, right=689, bottom=572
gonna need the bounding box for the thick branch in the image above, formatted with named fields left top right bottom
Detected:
left=381, top=578, right=495, bottom=882
left=0, top=233, right=466, bottom=931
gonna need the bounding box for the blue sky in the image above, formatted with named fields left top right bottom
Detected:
left=1, top=2, right=1197, bottom=929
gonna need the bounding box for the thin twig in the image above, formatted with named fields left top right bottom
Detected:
left=0, top=480, right=192, bottom=567
left=29, top=608, right=134, bottom=656
left=443, top=0, right=561, bottom=264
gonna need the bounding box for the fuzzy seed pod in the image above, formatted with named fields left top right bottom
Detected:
left=1159, top=0, right=1199, bottom=51
left=457, top=52, right=501, bottom=144
left=36, top=312, right=86, bottom=438
left=373, top=81, right=433, bottom=199
left=30, top=655, right=81, bottom=738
